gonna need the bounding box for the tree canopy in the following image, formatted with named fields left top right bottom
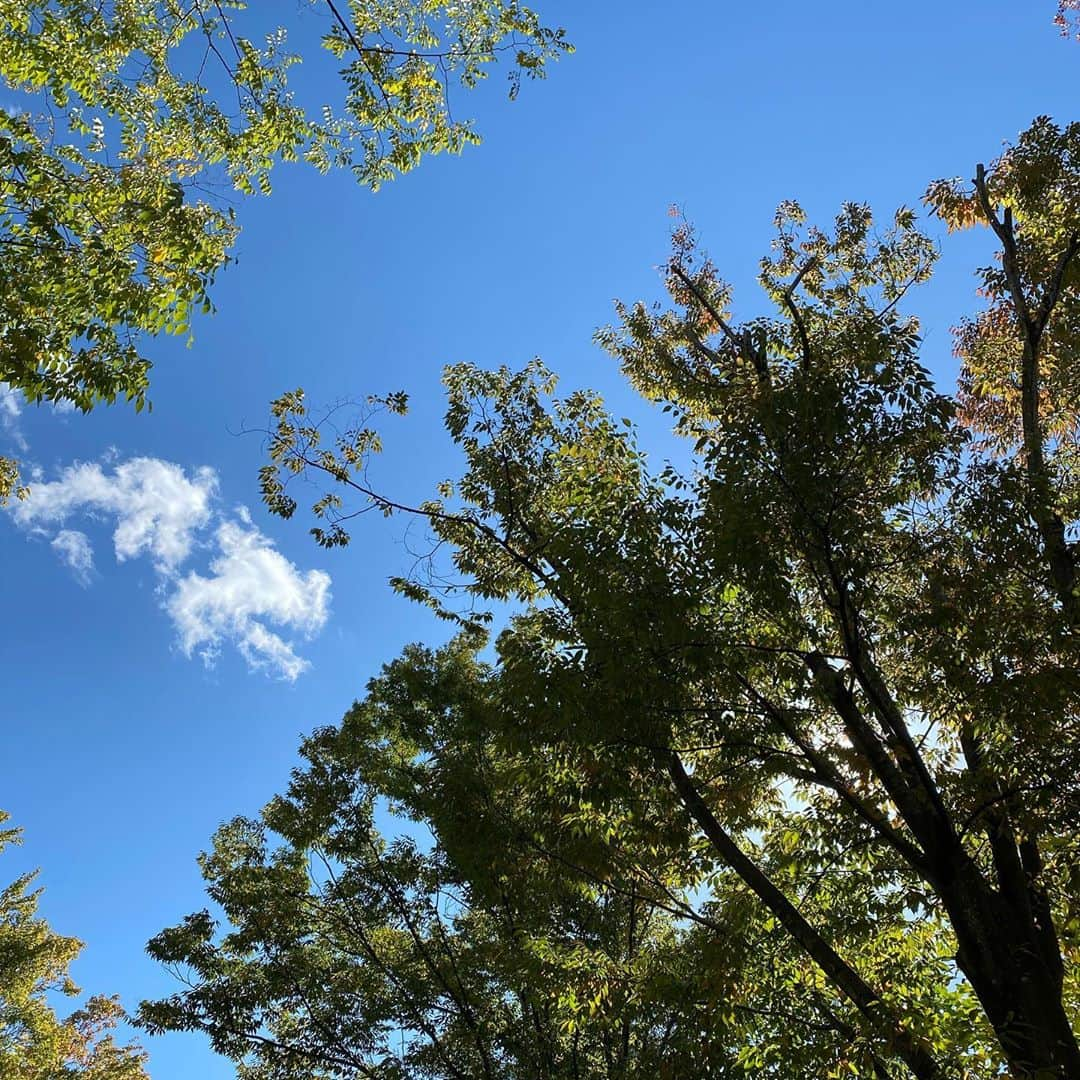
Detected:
left=179, top=111, right=1080, bottom=1078
left=141, top=643, right=769, bottom=1077
left=0, top=0, right=569, bottom=500
left=145, top=637, right=954, bottom=1077
left=0, top=813, right=149, bottom=1079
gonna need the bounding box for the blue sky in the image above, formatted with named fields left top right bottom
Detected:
left=1, top=2, right=1076, bottom=1075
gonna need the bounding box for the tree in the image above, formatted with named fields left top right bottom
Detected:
left=0, top=812, right=149, bottom=1079
left=240, top=113, right=1080, bottom=1078
left=141, top=641, right=948, bottom=1077
left=0, top=0, right=569, bottom=500
left=140, top=643, right=768, bottom=1078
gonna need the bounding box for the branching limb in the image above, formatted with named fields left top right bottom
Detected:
left=973, top=163, right=1079, bottom=616
left=779, top=257, right=817, bottom=371
left=669, top=262, right=770, bottom=379
left=742, top=678, right=932, bottom=876
left=661, top=749, right=946, bottom=1080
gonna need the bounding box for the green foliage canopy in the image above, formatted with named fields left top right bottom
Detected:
left=0, top=0, right=569, bottom=500
left=142, top=642, right=924, bottom=1077
left=139, top=644, right=727, bottom=1077
left=241, top=115, right=1080, bottom=1078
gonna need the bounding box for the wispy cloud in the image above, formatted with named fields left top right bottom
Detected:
left=0, top=384, right=27, bottom=451
left=9, top=457, right=331, bottom=680
left=51, top=529, right=95, bottom=586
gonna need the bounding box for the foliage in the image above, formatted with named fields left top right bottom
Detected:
left=141, top=641, right=940, bottom=1077
left=139, top=644, right=729, bottom=1077
left=244, top=114, right=1080, bottom=1078
left=0, top=812, right=149, bottom=1079
left=0, top=0, right=569, bottom=500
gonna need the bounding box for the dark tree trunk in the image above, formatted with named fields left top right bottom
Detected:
left=939, top=860, right=1080, bottom=1079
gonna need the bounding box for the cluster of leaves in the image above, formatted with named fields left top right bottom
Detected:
left=0, top=0, right=569, bottom=501
left=140, top=644, right=709, bottom=1077
left=314, top=0, right=570, bottom=184
left=141, top=642, right=943, bottom=1077
left=927, top=119, right=1080, bottom=460
left=247, top=115, right=1080, bottom=1077
left=0, top=812, right=148, bottom=1079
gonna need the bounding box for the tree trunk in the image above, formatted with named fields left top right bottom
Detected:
left=941, top=864, right=1080, bottom=1079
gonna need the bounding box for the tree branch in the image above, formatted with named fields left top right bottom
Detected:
left=748, top=684, right=932, bottom=876
left=779, top=257, right=817, bottom=371
left=973, top=164, right=1079, bottom=617
left=661, top=748, right=946, bottom=1080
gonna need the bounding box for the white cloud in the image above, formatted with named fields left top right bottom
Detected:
left=51, top=529, right=94, bottom=586
left=0, top=384, right=27, bottom=451
left=7, top=455, right=332, bottom=680
left=167, top=519, right=331, bottom=681
left=12, top=457, right=217, bottom=572
left=0, top=385, right=20, bottom=421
